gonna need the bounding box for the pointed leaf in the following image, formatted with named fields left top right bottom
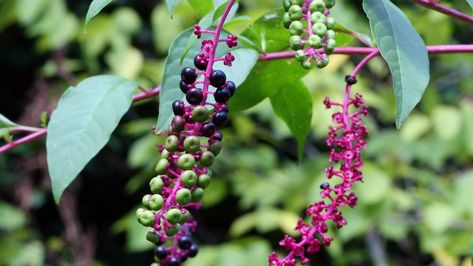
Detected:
left=363, top=0, right=430, bottom=128
left=0, top=114, right=18, bottom=128
left=270, top=81, right=312, bottom=159
left=47, top=75, right=139, bottom=203
left=166, top=0, right=181, bottom=14
left=467, top=0, right=473, bottom=10
left=85, top=0, right=113, bottom=27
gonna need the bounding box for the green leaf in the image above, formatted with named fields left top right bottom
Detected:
left=166, top=0, right=181, bottom=14
left=47, top=75, right=139, bottom=203
left=270, top=81, right=312, bottom=159
left=0, top=114, right=18, bottom=128
left=467, top=0, right=473, bottom=10
left=85, top=0, right=113, bottom=27
left=363, top=0, right=430, bottom=128
left=188, top=0, right=214, bottom=15
left=156, top=29, right=258, bottom=132
left=0, top=202, right=26, bottom=231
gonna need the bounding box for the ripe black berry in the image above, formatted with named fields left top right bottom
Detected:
left=166, top=257, right=181, bottom=266
left=194, top=55, right=208, bottom=70
left=345, top=75, right=357, bottom=85
left=172, top=116, right=186, bottom=132
left=320, top=182, right=330, bottom=189
left=178, top=236, right=192, bottom=250
left=188, top=244, right=199, bottom=258
left=211, top=130, right=223, bottom=141
left=154, top=246, right=167, bottom=259
left=214, top=88, right=231, bottom=103
left=186, top=88, right=203, bottom=105
left=181, top=67, right=197, bottom=84
left=201, top=122, right=216, bottom=137
left=209, top=70, right=226, bottom=88
left=213, top=111, right=228, bottom=128
left=172, top=100, right=185, bottom=116
left=225, top=81, right=236, bottom=96
left=180, top=80, right=190, bottom=93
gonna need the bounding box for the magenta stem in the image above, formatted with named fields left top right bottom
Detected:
left=413, top=0, right=473, bottom=25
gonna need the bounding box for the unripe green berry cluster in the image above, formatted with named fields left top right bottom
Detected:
left=283, top=0, right=337, bottom=69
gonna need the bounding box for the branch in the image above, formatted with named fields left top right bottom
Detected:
left=0, top=86, right=161, bottom=154
left=413, top=0, right=473, bottom=25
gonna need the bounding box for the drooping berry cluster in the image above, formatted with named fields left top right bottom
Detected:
left=283, top=0, right=337, bottom=69
left=269, top=77, right=368, bottom=266
left=136, top=21, right=238, bottom=266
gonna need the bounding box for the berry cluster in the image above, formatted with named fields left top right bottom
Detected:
left=283, top=0, right=337, bottom=69
left=137, top=24, right=238, bottom=266
left=269, top=77, right=367, bottom=266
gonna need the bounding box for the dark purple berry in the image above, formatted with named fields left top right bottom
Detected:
left=194, top=55, right=208, bottom=70
left=201, top=123, right=216, bottom=137
left=214, top=88, right=231, bottom=103
left=212, top=131, right=223, bottom=141
left=219, top=105, right=228, bottom=113
left=186, top=88, right=203, bottom=105
left=181, top=67, right=197, bottom=84
left=209, top=70, right=226, bottom=88
left=172, top=116, right=186, bottom=132
left=180, top=80, right=190, bottom=93
left=154, top=246, right=167, bottom=259
left=166, top=258, right=181, bottom=266
left=178, top=236, right=192, bottom=250
left=345, top=75, right=357, bottom=85
left=320, top=182, right=330, bottom=189
left=213, top=111, right=228, bottom=128
left=188, top=244, right=199, bottom=257
left=225, top=81, right=236, bottom=96
left=172, top=100, right=185, bottom=116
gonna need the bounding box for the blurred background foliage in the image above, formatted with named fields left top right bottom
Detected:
left=1, top=0, right=473, bottom=265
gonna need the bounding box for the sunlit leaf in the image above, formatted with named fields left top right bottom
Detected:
left=85, top=0, right=113, bottom=27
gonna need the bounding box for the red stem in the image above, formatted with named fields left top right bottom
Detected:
left=413, top=0, right=473, bottom=25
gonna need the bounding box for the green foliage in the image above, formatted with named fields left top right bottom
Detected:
left=467, top=0, right=473, bottom=10
left=363, top=0, right=430, bottom=128
left=46, top=75, right=139, bottom=202
left=85, top=0, right=113, bottom=27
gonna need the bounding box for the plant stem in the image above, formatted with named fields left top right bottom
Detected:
left=413, top=0, right=473, bottom=25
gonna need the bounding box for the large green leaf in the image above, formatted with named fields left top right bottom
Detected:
left=47, top=75, right=139, bottom=203
left=85, top=0, right=113, bottom=27
left=0, top=114, right=17, bottom=128
left=270, top=81, right=312, bottom=159
left=188, top=0, right=214, bottom=14
left=166, top=0, right=181, bottom=14
left=467, top=0, right=473, bottom=10
left=363, top=0, right=430, bottom=128
left=156, top=29, right=258, bottom=132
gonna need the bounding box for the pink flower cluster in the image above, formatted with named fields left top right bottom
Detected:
left=269, top=86, right=368, bottom=266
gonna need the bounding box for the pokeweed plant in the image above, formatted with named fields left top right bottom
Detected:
left=1, top=0, right=473, bottom=265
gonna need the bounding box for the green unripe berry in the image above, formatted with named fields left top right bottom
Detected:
left=161, top=149, right=170, bottom=159
left=149, top=194, right=164, bottom=211
left=325, top=0, right=336, bottom=8
left=307, top=35, right=322, bottom=48
left=176, top=188, right=192, bottom=205
left=165, top=208, right=183, bottom=224
left=289, top=21, right=304, bottom=36
left=316, top=57, right=330, bottom=68
left=289, top=35, right=302, bottom=50
left=283, top=0, right=291, bottom=11
left=181, top=170, right=198, bottom=187
left=283, top=12, right=292, bottom=29
left=200, top=151, right=215, bottom=167
left=178, top=154, right=195, bottom=170
left=288, top=5, right=302, bottom=21
left=209, top=140, right=222, bottom=155
left=164, top=135, right=179, bottom=151
left=311, top=12, right=326, bottom=24
left=198, top=174, right=211, bottom=189
left=146, top=231, right=160, bottom=244
left=326, top=39, right=336, bottom=54
left=326, top=30, right=335, bottom=39
left=155, top=159, right=169, bottom=174
left=150, top=176, right=164, bottom=193
left=191, top=188, right=204, bottom=202
left=166, top=224, right=181, bottom=236
left=312, top=22, right=327, bottom=36
left=180, top=209, right=191, bottom=223
left=326, top=17, right=335, bottom=29
left=295, top=50, right=306, bottom=62
left=310, top=0, right=326, bottom=12
left=142, top=194, right=152, bottom=208
left=302, top=60, right=312, bottom=69
left=289, top=0, right=303, bottom=5
left=192, top=106, right=209, bottom=122
left=184, top=136, right=201, bottom=153
left=137, top=208, right=154, bottom=227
